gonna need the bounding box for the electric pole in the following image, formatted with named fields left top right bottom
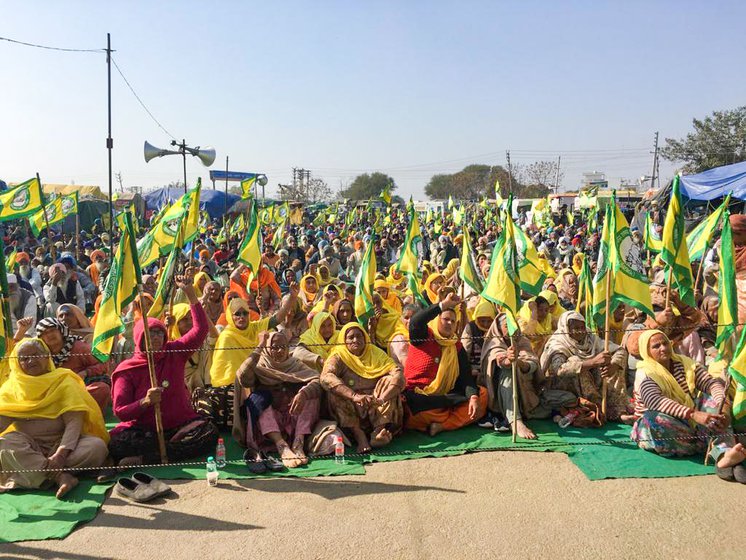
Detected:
left=649, top=131, right=659, bottom=192
left=506, top=150, right=513, bottom=195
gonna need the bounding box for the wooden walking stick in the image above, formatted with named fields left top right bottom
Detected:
left=511, top=334, right=519, bottom=444
left=602, top=268, right=612, bottom=417
left=137, top=293, right=169, bottom=464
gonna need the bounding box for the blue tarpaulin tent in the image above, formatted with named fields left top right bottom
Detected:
left=143, top=187, right=240, bottom=220
left=679, top=161, right=746, bottom=201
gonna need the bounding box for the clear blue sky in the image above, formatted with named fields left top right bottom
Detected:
left=2, top=1, right=744, bottom=200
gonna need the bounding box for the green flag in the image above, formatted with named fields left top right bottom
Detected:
left=660, top=176, right=695, bottom=306
left=686, top=195, right=730, bottom=262
left=459, top=227, right=483, bottom=293
left=354, top=236, right=377, bottom=326
left=716, top=207, right=737, bottom=354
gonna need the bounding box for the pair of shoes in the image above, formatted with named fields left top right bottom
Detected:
left=716, top=466, right=735, bottom=481
left=734, top=464, right=746, bottom=484
left=115, top=473, right=171, bottom=502
left=477, top=414, right=495, bottom=429
left=243, top=449, right=286, bottom=474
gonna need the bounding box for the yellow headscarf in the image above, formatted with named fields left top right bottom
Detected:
left=518, top=295, right=554, bottom=336
left=311, top=284, right=343, bottom=314
left=541, top=289, right=563, bottom=325
left=374, top=279, right=403, bottom=313
left=0, top=339, right=109, bottom=442
left=442, top=258, right=460, bottom=280
left=424, top=273, right=445, bottom=304
left=331, top=323, right=395, bottom=380
left=472, top=298, right=497, bottom=332
left=210, top=298, right=271, bottom=387
left=299, top=274, right=320, bottom=307
left=373, top=302, right=409, bottom=351
left=415, top=315, right=460, bottom=396
left=635, top=330, right=697, bottom=412
left=386, top=265, right=406, bottom=290
left=168, top=303, right=192, bottom=342
left=572, top=253, right=585, bottom=276
left=299, top=311, right=338, bottom=360
left=193, top=271, right=210, bottom=298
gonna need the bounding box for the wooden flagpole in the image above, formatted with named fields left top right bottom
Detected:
left=37, top=173, right=55, bottom=262
left=136, top=294, right=169, bottom=464
left=602, top=268, right=612, bottom=417
left=511, top=334, right=519, bottom=444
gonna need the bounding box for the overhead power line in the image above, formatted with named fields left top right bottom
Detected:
left=0, top=35, right=103, bottom=53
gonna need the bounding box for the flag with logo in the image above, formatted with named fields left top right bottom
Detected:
left=459, top=226, right=483, bottom=293
left=29, top=193, right=78, bottom=236
left=0, top=177, right=44, bottom=222
left=240, top=176, right=256, bottom=199
left=354, top=235, right=377, bottom=326
left=660, top=176, right=695, bottom=306
left=514, top=225, right=551, bottom=295
left=592, top=194, right=654, bottom=328
left=236, top=200, right=262, bottom=284
left=716, top=208, right=737, bottom=354
left=481, top=202, right=521, bottom=335
left=686, top=195, right=729, bottom=262
left=92, top=212, right=140, bottom=362
left=644, top=212, right=662, bottom=253
left=148, top=214, right=185, bottom=319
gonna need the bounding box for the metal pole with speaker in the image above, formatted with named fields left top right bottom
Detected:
left=144, top=140, right=216, bottom=192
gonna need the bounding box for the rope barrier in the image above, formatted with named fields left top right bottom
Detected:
left=0, top=320, right=734, bottom=361
left=2, top=430, right=743, bottom=475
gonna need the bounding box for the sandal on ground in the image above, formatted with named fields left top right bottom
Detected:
left=261, top=452, right=287, bottom=473
left=115, top=477, right=159, bottom=503
left=716, top=466, right=735, bottom=482
left=132, top=472, right=171, bottom=497
left=243, top=448, right=268, bottom=474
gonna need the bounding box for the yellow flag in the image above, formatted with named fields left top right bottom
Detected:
left=0, top=177, right=44, bottom=222
left=92, top=212, right=140, bottom=362
left=660, top=176, right=695, bottom=306
left=236, top=201, right=262, bottom=282
left=29, top=193, right=78, bottom=236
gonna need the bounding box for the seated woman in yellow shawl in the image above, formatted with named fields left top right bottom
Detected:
left=0, top=339, right=109, bottom=498
left=320, top=323, right=405, bottom=453
left=292, top=311, right=339, bottom=371
left=386, top=265, right=407, bottom=292
left=298, top=274, right=321, bottom=313
left=210, top=284, right=300, bottom=389
left=630, top=330, right=746, bottom=482
left=310, top=284, right=342, bottom=315
left=423, top=272, right=446, bottom=305
left=461, top=298, right=497, bottom=374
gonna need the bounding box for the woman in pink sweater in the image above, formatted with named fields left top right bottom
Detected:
left=108, top=279, right=218, bottom=465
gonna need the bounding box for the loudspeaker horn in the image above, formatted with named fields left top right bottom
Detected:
left=195, top=146, right=216, bottom=167
left=144, top=141, right=180, bottom=163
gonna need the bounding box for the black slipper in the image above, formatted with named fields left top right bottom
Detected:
left=733, top=464, right=746, bottom=484
left=243, top=448, right=268, bottom=474
left=261, top=452, right=286, bottom=472
left=716, top=466, right=735, bottom=482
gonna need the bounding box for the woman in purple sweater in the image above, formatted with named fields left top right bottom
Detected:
left=108, top=278, right=218, bottom=465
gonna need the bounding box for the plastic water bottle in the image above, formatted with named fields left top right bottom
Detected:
left=206, top=456, right=219, bottom=486
left=334, top=436, right=345, bottom=464
left=558, top=409, right=580, bottom=429
left=216, top=438, right=226, bottom=468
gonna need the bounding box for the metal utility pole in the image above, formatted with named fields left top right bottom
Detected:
left=554, top=155, right=562, bottom=194
left=506, top=150, right=513, bottom=194
left=105, top=33, right=114, bottom=256
left=649, top=131, right=659, bottom=192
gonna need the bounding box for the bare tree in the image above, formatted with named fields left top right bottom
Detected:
left=277, top=176, right=333, bottom=203
left=524, top=160, right=563, bottom=190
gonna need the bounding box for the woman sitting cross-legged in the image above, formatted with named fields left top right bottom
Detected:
left=320, top=323, right=405, bottom=453
left=631, top=329, right=746, bottom=482
left=403, top=293, right=488, bottom=436
left=0, top=339, right=109, bottom=498
left=234, top=331, right=321, bottom=468
left=108, top=277, right=219, bottom=466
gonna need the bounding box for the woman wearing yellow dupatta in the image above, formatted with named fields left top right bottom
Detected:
left=630, top=330, right=746, bottom=481
left=320, top=323, right=405, bottom=453
left=423, top=272, right=446, bottom=305
left=403, top=293, right=488, bottom=436
left=310, top=284, right=342, bottom=314
left=0, top=339, right=109, bottom=498
left=293, top=311, right=339, bottom=371
left=373, top=279, right=403, bottom=313
left=193, top=271, right=211, bottom=298
left=518, top=292, right=555, bottom=356
left=211, top=285, right=300, bottom=388
left=386, top=265, right=407, bottom=292
left=461, top=298, right=497, bottom=374
left=298, top=274, right=321, bottom=312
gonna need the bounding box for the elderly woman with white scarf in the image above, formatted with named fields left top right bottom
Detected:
left=540, top=311, right=628, bottom=422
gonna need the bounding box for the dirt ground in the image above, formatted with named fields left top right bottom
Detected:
left=4, top=450, right=744, bottom=560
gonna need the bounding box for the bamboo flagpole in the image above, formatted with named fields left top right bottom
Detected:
left=511, top=334, right=519, bottom=444
left=602, top=267, right=612, bottom=417
left=37, top=173, right=55, bottom=262
left=136, top=293, right=169, bottom=464
left=75, top=212, right=81, bottom=263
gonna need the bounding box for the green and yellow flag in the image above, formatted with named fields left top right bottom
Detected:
left=0, top=177, right=44, bottom=222
left=592, top=194, right=653, bottom=327
left=514, top=225, right=551, bottom=295
left=481, top=204, right=521, bottom=335
left=236, top=200, right=262, bottom=283
left=230, top=213, right=246, bottom=237
left=686, top=195, right=729, bottom=262
left=660, top=176, right=695, bottom=306
left=644, top=212, right=662, bottom=253
left=240, top=176, right=256, bottom=199
left=396, top=206, right=422, bottom=278
left=5, top=246, right=17, bottom=273
left=92, top=212, right=140, bottom=362
left=29, top=193, right=78, bottom=236
left=354, top=236, right=378, bottom=326
left=459, top=227, right=483, bottom=293
left=728, top=325, right=746, bottom=420
left=448, top=195, right=455, bottom=210
left=716, top=208, right=737, bottom=354
left=576, top=254, right=595, bottom=329
left=380, top=184, right=392, bottom=205
left=148, top=214, right=185, bottom=319
left=183, top=178, right=202, bottom=243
